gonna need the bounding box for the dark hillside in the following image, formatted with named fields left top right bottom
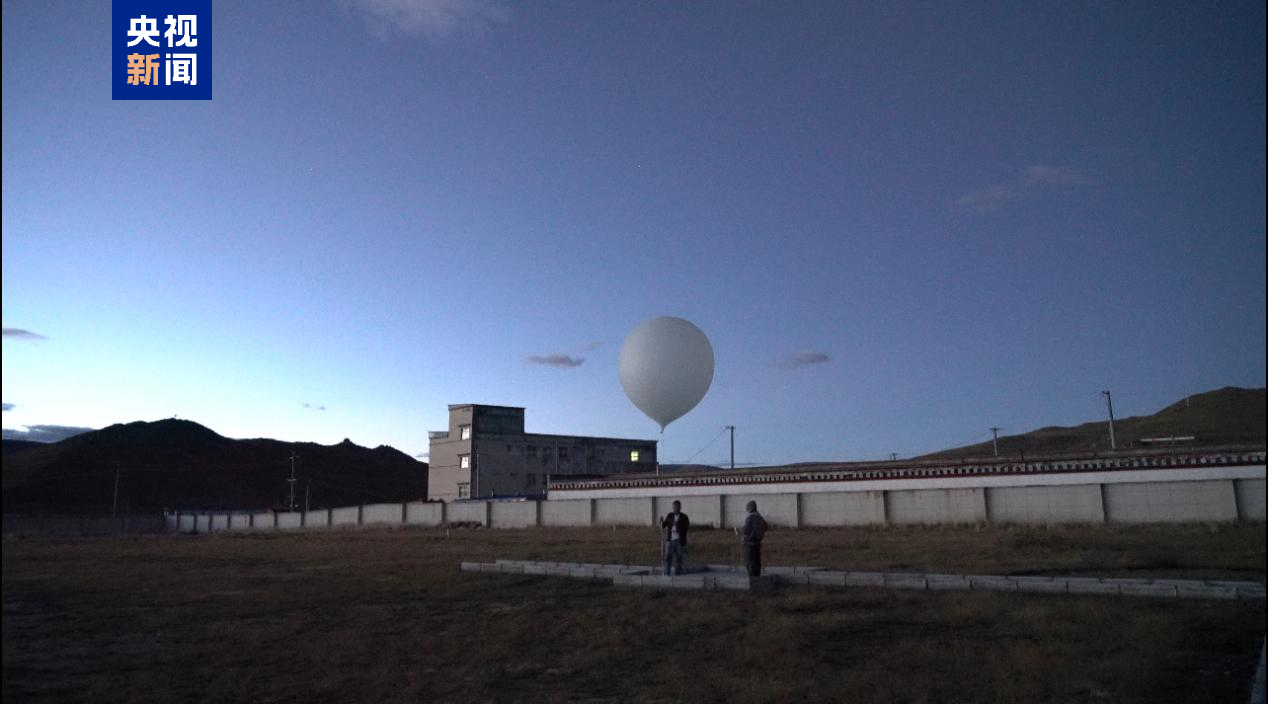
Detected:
left=920, top=387, right=1265, bottom=460
left=1, top=419, right=427, bottom=514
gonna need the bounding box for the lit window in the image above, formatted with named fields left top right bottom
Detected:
left=459, top=454, right=470, bottom=469
left=457, top=483, right=470, bottom=499
left=630, top=450, right=640, bottom=462
left=459, top=425, right=471, bottom=440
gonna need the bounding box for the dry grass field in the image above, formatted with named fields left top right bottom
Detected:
left=3, top=523, right=1265, bottom=703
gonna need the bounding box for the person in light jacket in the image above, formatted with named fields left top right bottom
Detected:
left=660, top=501, right=690, bottom=575
left=737, top=500, right=768, bottom=577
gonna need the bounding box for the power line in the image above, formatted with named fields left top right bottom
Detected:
left=681, top=426, right=729, bottom=464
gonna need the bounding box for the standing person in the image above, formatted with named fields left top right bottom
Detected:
left=737, top=500, right=767, bottom=577
left=660, top=500, right=690, bottom=575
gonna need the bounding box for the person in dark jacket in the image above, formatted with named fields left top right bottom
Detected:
left=737, top=500, right=768, bottom=577
left=660, top=501, right=690, bottom=575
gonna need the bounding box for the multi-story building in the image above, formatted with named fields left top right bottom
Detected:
left=427, top=404, right=658, bottom=501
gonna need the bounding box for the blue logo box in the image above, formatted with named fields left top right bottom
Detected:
left=113, top=0, right=212, bottom=100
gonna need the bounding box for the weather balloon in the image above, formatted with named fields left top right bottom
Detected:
left=618, top=316, right=714, bottom=431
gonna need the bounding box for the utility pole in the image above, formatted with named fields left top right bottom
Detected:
left=1102, top=390, right=1117, bottom=450
left=304, top=483, right=310, bottom=513
left=287, top=452, right=299, bottom=511
left=990, top=427, right=1001, bottom=457
left=726, top=426, right=736, bottom=470
left=112, top=463, right=121, bottom=517
left=889, top=453, right=898, bottom=461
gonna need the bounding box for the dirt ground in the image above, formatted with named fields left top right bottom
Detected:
left=3, top=523, right=1265, bottom=703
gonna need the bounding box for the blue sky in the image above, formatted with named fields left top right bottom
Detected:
left=3, top=0, right=1265, bottom=465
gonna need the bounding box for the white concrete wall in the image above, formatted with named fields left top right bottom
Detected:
left=229, top=514, right=252, bottom=530
left=550, top=464, right=1265, bottom=499
left=446, top=501, right=489, bottom=525
left=540, top=499, right=591, bottom=527
left=303, top=510, right=329, bottom=528
left=1235, top=479, right=1266, bottom=520
left=363, top=503, right=404, bottom=525
left=330, top=507, right=360, bottom=527
left=722, top=493, right=799, bottom=528
left=405, top=502, right=444, bottom=526
left=800, top=491, right=886, bottom=527
left=178, top=514, right=197, bottom=532
left=887, top=488, right=987, bottom=525
left=490, top=501, right=538, bottom=528
left=276, top=512, right=303, bottom=529
left=249, top=512, right=272, bottom=529
left=654, top=495, right=723, bottom=528
left=209, top=514, right=230, bottom=532
left=985, top=484, right=1104, bottom=524
left=593, top=497, right=654, bottom=526
left=1103, top=480, right=1238, bottom=523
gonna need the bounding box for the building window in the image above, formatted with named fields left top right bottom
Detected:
left=558, top=447, right=569, bottom=461
left=527, top=445, right=537, bottom=458
left=457, top=483, right=470, bottom=499
left=459, top=425, right=471, bottom=440
left=527, top=473, right=536, bottom=487
left=459, top=454, right=470, bottom=469
left=630, top=450, right=640, bottom=462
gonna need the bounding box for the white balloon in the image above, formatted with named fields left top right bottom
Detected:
left=618, top=316, right=715, bottom=431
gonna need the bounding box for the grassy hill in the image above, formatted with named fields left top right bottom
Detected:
left=1, top=419, right=427, bottom=514
left=919, top=386, right=1265, bottom=460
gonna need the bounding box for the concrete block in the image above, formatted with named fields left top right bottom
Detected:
left=715, top=576, right=754, bottom=591
left=1098, top=578, right=1154, bottom=586
left=926, top=577, right=970, bottom=591
left=1176, top=585, right=1237, bottom=600
left=613, top=574, right=644, bottom=587
left=568, top=567, right=596, bottom=579
left=884, top=575, right=928, bottom=590
left=1017, top=580, right=1068, bottom=594
left=497, top=564, right=525, bottom=574
left=478, top=563, right=502, bottom=573
left=970, top=578, right=1018, bottom=592
left=668, top=577, right=706, bottom=590
left=1066, top=581, right=1121, bottom=596
left=524, top=564, right=548, bottom=575
left=845, top=573, right=885, bottom=588
left=1120, top=583, right=1177, bottom=598
left=1237, top=586, right=1266, bottom=600
left=750, top=576, right=778, bottom=593
left=808, top=571, right=847, bottom=586
left=460, top=562, right=482, bottom=572
left=546, top=566, right=573, bottom=577
left=1207, top=580, right=1264, bottom=589
left=776, top=573, right=811, bottom=586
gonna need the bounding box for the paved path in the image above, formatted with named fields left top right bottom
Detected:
left=461, top=559, right=1266, bottom=599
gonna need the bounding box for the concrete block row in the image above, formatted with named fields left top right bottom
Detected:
left=461, top=560, right=1265, bottom=601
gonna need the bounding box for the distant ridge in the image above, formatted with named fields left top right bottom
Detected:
left=1, top=419, right=427, bottom=514
left=918, top=386, right=1265, bottom=460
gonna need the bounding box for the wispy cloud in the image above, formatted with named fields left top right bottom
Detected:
left=302, top=402, right=327, bottom=411
left=342, top=0, right=508, bottom=39
left=2, top=424, right=94, bottom=443
left=2, top=328, right=48, bottom=341
left=415, top=451, right=430, bottom=461
left=527, top=353, right=585, bottom=368
left=1026, top=165, right=1092, bottom=185
left=955, top=164, right=1092, bottom=212
left=2, top=403, right=13, bottom=412
left=780, top=351, right=831, bottom=370
left=581, top=340, right=604, bottom=352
